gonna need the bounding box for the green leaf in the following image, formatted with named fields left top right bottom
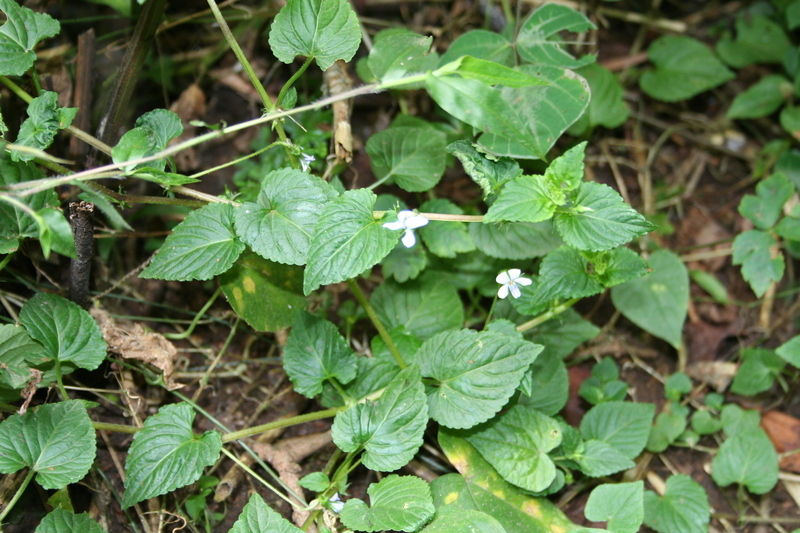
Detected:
left=577, top=439, right=635, bottom=477
left=711, top=429, right=778, bottom=494
left=366, top=126, right=446, bottom=192
left=434, top=430, right=579, bottom=533
left=517, top=352, right=568, bottom=416
left=268, top=0, right=361, bottom=71
left=0, top=152, right=58, bottom=249
left=440, top=56, right=547, bottom=88
left=371, top=273, right=464, bottom=340
left=643, top=474, right=710, bottom=533
left=0, top=400, right=95, bottom=489
left=716, top=15, right=790, bottom=68
left=664, top=372, right=692, bottom=400
left=611, top=250, right=689, bottom=348
left=446, top=140, right=521, bottom=200
left=464, top=405, right=562, bottom=492
left=234, top=168, right=334, bottom=265
left=219, top=251, right=306, bottom=332
left=0, top=0, right=60, bottom=76
left=691, top=410, right=721, bottom=435
left=568, top=63, right=629, bottom=135
left=340, top=475, right=435, bottom=533
left=781, top=104, right=800, bottom=140
left=134, top=109, right=183, bottom=151
left=417, top=329, right=541, bottom=429
left=525, top=307, right=600, bottom=360
left=580, top=401, right=655, bottom=459
left=0, top=324, right=43, bottom=389
left=727, top=75, right=791, bottom=119
left=112, top=110, right=183, bottom=173
left=646, top=412, right=687, bottom=453
left=34, top=509, right=104, bottom=533
left=229, top=493, right=303, bottom=533
left=515, top=3, right=596, bottom=68
left=535, top=246, right=603, bottom=301
left=283, top=311, right=357, bottom=398
left=470, top=220, right=562, bottom=260
left=776, top=335, right=800, bottom=367
left=417, top=199, right=475, bottom=258
left=123, top=403, right=222, bottom=509
left=439, top=30, right=514, bottom=67
left=731, top=348, right=785, bottom=395
left=738, top=172, right=794, bottom=230
left=484, top=175, right=558, bottom=224
left=732, top=229, right=784, bottom=297
left=38, top=208, right=76, bottom=259
left=555, top=182, right=654, bottom=251
left=298, top=472, right=330, bottom=492
left=421, top=509, right=508, bottom=533
left=140, top=203, right=244, bottom=281
left=775, top=216, right=800, bottom=241
left=14, top=91, right=76, bottom=162
left=640, top=36, right=734, bottom=102
left=304, top=189, right=396, bottom=294
left=584, top=482, right=644, bottom=533
left=331, top=365, right=428, bottom=471
left=19, top=293, right=106, bottom=371
left=586, top=247, right=650, bottom=288
left=381, top=241, right=429, bottom=282
left=368, top=33, right=437, bottom=84
left=478, top=65, right=590, bottom=160
left=721, top=404, right=761, bottom=438
left=689, top=269, right=730, bottom=305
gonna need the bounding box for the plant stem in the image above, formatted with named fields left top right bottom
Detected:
left=220, top=446, right=303, bottom=510
left=516, top=298, right=581, bottom=333
left=484, top=294, right=499, bottom=329
left=373, top=211, right=483, bottom=223
left=221, top=407, right=344, bottom=443
left=276, top=56, right=313, bottom=110
left=0, top=469, right=34, bottom=523
left=92, top=421, right=140, bottom=434
left=346, top=278, right=407, bottom=369
left=164, top=287, right=221, bottom=340
left=54, top=361, right=70, bottom=400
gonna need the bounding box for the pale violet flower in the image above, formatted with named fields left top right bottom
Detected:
left=383, top=210, right=429, bottom=248
left=496, top=269, right=532, bottom=299
left=300, top=153, right=315, bottom=172
left=328, top=493, right=344, bottom=514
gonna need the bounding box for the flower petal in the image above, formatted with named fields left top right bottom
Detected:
left=383, top=221, right=405, bottom=231
left=496, top=271, right=511, bottom=284
left=516, top=276, right=533, bottom=286
left=509, top=283, right=522, bottom=298
left=507, top=268, right=522, bottom=280
left=404, top=215, right=429, bottom=229
left=397, top=210, right=415, bottom=223
left=401, top=229, right=417, bottom=248
left=497, top=284, right=510, bottom=299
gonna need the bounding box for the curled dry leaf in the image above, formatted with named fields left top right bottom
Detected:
left=169, top=83, right=207, bottom=172
left=685, top=361, right=737, bottom=392
left=91, top=308, right=183, bottom=390
left=761, top=410, right=800, bottom=473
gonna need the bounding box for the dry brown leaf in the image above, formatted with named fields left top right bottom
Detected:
left=685, top=361, right=737, bottom=392
left=761, top=410, right=800, bottom=474
left=169, top=83, right=208, bottom=171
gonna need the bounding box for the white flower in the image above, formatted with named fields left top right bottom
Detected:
left=300, top=153, right=315, bottom=172
left=383, top=210, right=429, bottom=248
left=328, top=493, right=344, bottom=514
left=496, top=269, right=532, bottom=299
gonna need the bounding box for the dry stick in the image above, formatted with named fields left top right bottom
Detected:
left=70, top=29, right=94, bottom=160
left=69, top=201, right=95, bottom=309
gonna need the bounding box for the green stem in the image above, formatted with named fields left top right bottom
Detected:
left=346, top=278, right=406, bottom=369
left=54, top=360, right=70, bottom=400
left=516, top=298, right=581, bottom=333
left=276, top=56, right=313, bottom=110
left=0, top=469, right=35, bottom=523
left=193, top=316, right=239, bottom=401
left=164, top=287, right=221, bottom=340
left=0, top=252, right=13, bottom=273
left=377, top=73, right=427, bottom=91
left=484, top=294, right=499, bottom=329
left=373, top=211, right=484, bottom=223
left=219, top=446, right=302, bottom=509
left=221, top=407, right=344, bottom=443
left=93, top=421, right=140, bottom=434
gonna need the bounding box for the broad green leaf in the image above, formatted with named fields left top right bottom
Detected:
left=417, top=329, right=541, bottom=429
left=716, top=15, right=790, bottom=68
left=0, top=153, right=57, bottom=249
left=38, top=208, right=76, bottom=259
left=140, top=203, right=244, bottom=281
left=731, top=348, right=784, bottom=395
left=366, top=126, right=446, bottom=192
left=526, top=307, right=600, bottom=360
left=268, top=0, right=361, bottom=71
left=640, top=36, right=734, bottom=102
left=789, top=1, right=800, bottom=30
left=229, top=493, right=303, bottom=533
left=580, top=401, right=655, bottom=459
left=554, top=182, right=654, bottom=251
left=0, top=324, right=42, bottom=389
left=568, top=63, right=629, bottom=135
left=484, top=175, right=558, bottom=224
left=417, top=199, right=475, bottom=258
left=577, top=439, right=635, bottom=477
left=0, top=0, right=60, bottom=76
left=727, top=75, right=792, bottom=119
left=440, top=56, right=547, bottom=88
left=646, top=412, right=687, bottom=453
left=664, top=372, right=692, bottom=400
left=340, top=475, right=435, bottom=533
left=381, top=241, right=428, bottom=282
left=517, top=352, right=568, bottom=415
left=234, top=168, right=334, bottom=265
left=711, top=430, right=778, bottom=494
left=611, top=250, right=689, bottom=348
left=781, top=104, right=800, bottom=140
left=371, top=327, right=423, bottom=367
left=421, top=509, right=507, bottom=533
left=738, top=172, right=794, bottom=230
left=34, top=509, right=104, bottom=533
left=446, top=140, right=521, bottom=199
left=691, top=410, right=722, bottom=435
left=721, top=404, right=761, bottom=438
left=134, top=109, right=183, bottom=151
left=0, top=400, right=95, bottom=489
left=470, top=220, right=562, bottom=259
left=776, top=335, right=800, bottom=367
left=584, top=482, right=644, bottom=533
left=19, top=293, right=106, bottom=371
left=371, top=273, right=463, bottom=340
left=535, top=246, right=603, bottom=301
left=331, top=365, right=428, bottom=471
left=220, top=251, right=306, bottom=332
left=304, top=189, right=396, bottom=294
left=123, top=403, right=222, bottom=509
left=689, top=269, right=730, bottom=305
left=465, top=404, right=562, bottom=492
left=775, top=216, right=800, bottom=241
left=479, top=65, right=590, bottom=160
left=129, top=167, right=199, bottom=187
left=585, top=247, right=650, bottom=288
left=643, top=474, right=710, bottom=533
left=732, top=229, right=784, bottom=297
left=112, top=129, right=157, bottom=173
left=14, top=91, right=76, bottom=162
left=439, top=30, right=514, bottom=67
left=298, top=472, right=329, bottom=492
left=368, top=33, right=437, bottom=84
left=434, top=430, right=580, bottom=533
left=283, top=311, right=357, bottom=398
left=515, top=3, right=596, bottom=68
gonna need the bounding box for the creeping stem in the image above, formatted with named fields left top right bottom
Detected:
left=346, top=278, right=407, bottom=369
